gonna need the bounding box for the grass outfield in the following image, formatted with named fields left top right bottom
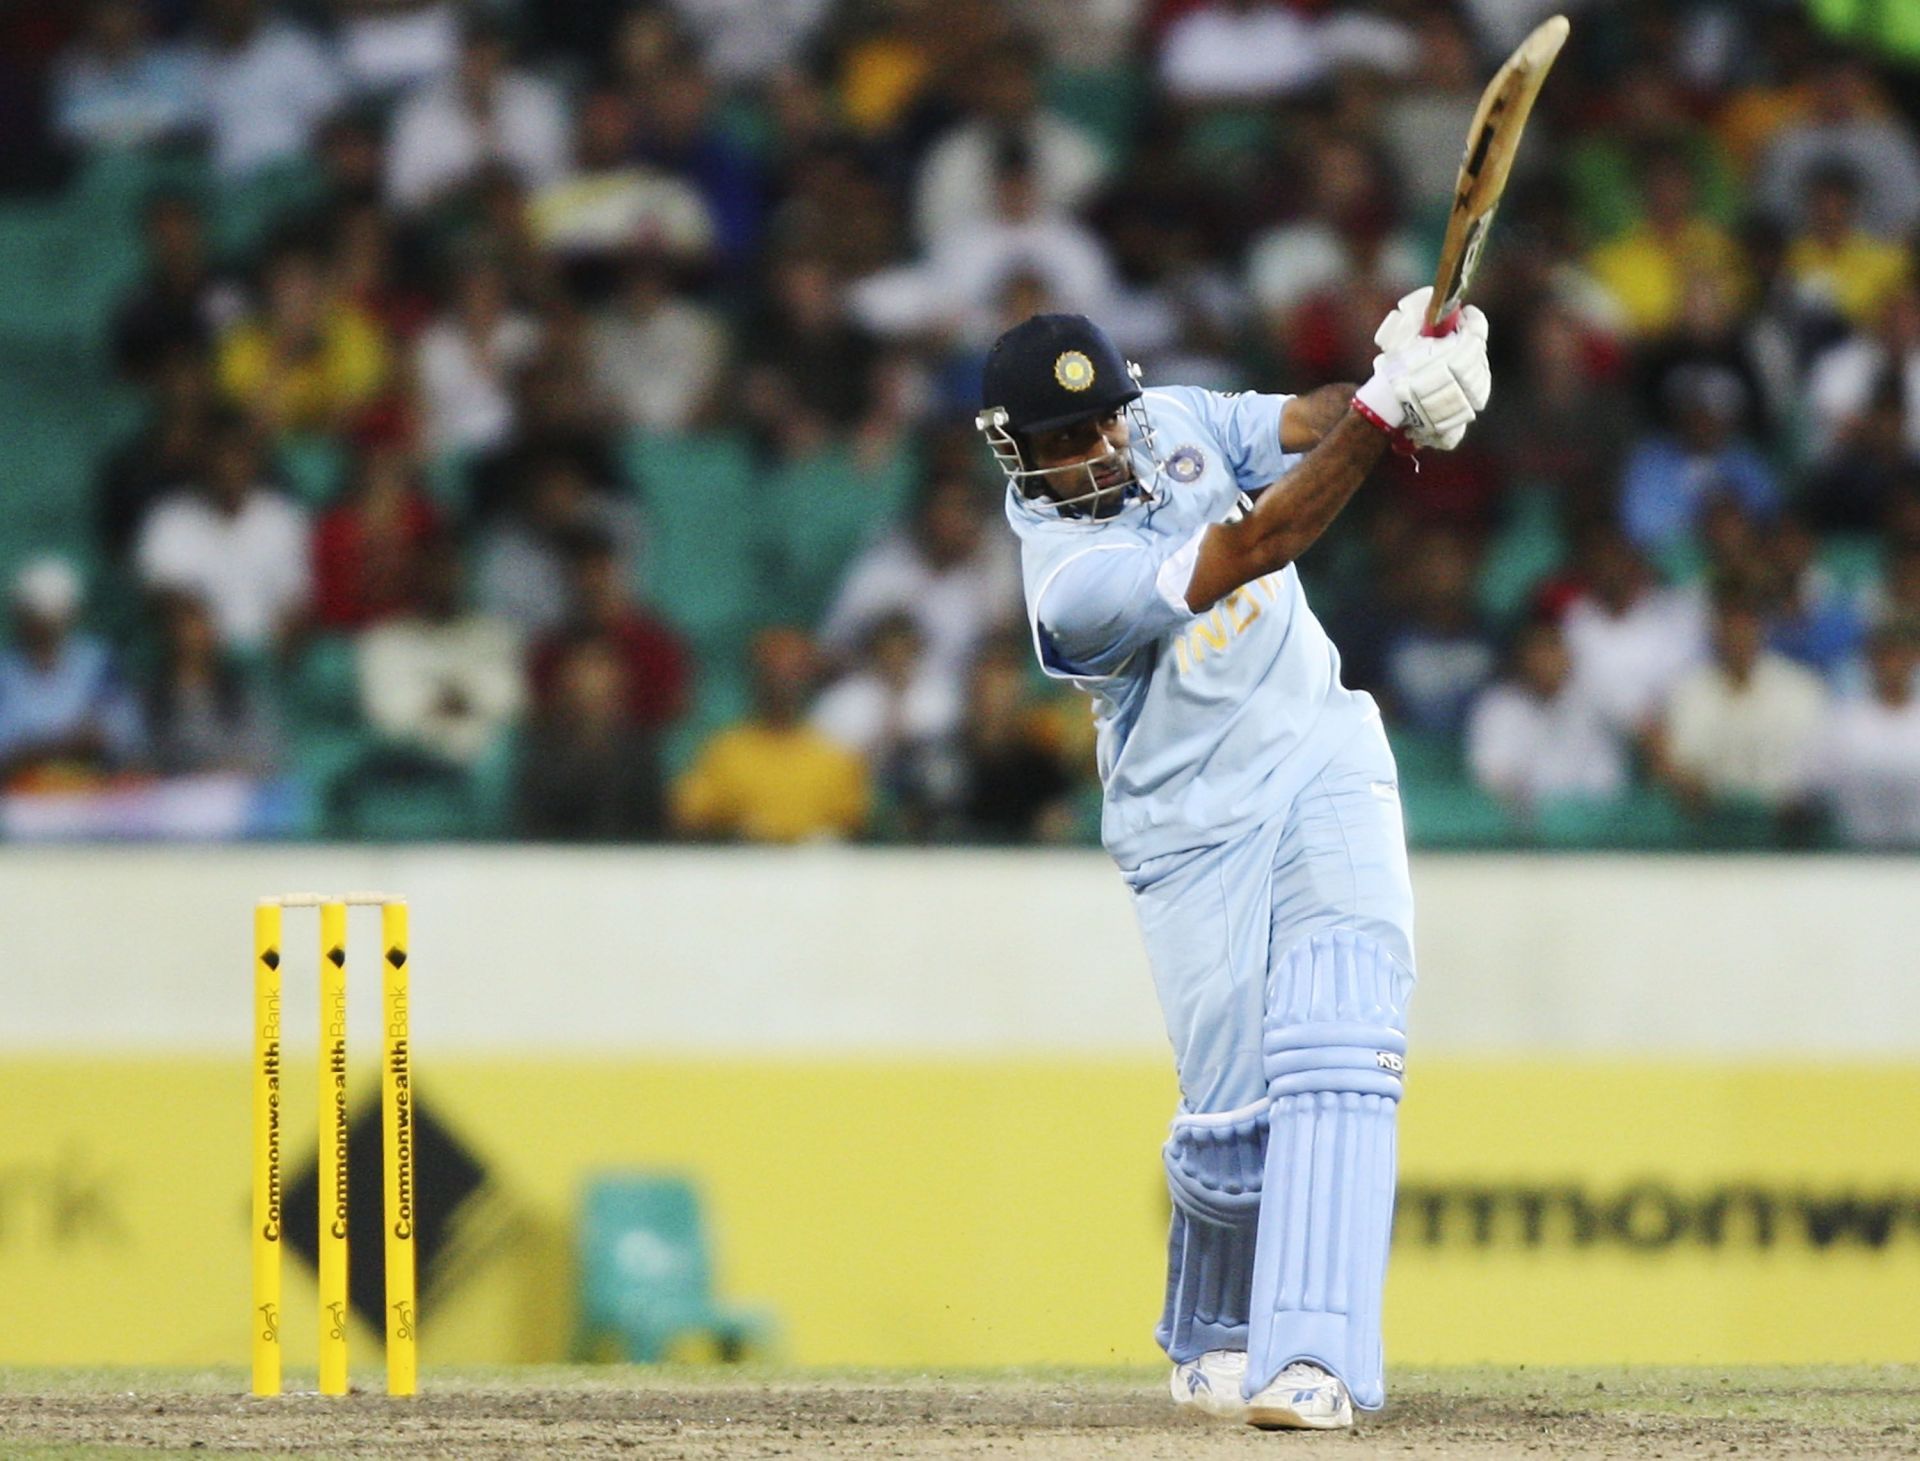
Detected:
left=1, top=1365, right=1916, bottom=1458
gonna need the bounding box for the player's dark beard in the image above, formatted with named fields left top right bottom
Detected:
left=1041, top=446, right=1134, bottom=519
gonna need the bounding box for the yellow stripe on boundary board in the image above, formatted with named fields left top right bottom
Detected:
left=7, top=1059, right=1919, bottom=1370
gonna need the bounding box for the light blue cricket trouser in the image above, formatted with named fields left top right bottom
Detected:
left=1124, top=727, right=1415, bottom=1115
left=1124, top=724, right=1415, bottom=1401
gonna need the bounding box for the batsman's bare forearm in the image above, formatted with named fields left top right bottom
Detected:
left=1279, top=383, right=1358, bottom=450
left=1184, top=411, right=1386, bottom=611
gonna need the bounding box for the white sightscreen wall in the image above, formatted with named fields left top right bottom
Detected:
left=5, top=848, right=1916, bottom=1055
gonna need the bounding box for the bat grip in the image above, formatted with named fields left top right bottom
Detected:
left=1423, top=305, right=1463, bottom=338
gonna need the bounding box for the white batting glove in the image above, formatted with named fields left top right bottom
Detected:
left=1371, top=287, right=1492, bottom=353
left=1352, top=303, right=1492, bottom=451
left=1373, top=286, right=1436, bottom=355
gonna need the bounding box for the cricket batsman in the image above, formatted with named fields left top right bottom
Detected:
left=975, top=292, right=1490, bottom=1429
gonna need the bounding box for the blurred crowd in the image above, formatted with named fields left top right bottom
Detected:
left=0, top=0, right=1918, bottom=848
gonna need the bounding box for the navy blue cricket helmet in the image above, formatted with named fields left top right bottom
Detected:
left=975, top=314, right=1156, bottom=513
left=981, top=313, right=1141, bottom=436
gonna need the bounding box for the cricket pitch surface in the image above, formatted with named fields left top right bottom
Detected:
left=2, top=1366, right=1916, bottom=1458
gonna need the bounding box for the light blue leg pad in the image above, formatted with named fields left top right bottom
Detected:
left=1246, top=929, right=1412, bottom=1410
left=1155, top=1098, right=1267, bottom=1362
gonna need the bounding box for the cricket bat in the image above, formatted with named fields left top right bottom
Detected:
left=1425, top=15, right=1570, bottom=334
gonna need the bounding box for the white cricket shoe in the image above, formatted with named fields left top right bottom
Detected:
left=1245, top=1360, right=1354, bottom=1430
left=1169, top=1349, right=1250, bottom=1420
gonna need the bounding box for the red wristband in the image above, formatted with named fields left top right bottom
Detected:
left=1350, top=397, right=1418, bottom=456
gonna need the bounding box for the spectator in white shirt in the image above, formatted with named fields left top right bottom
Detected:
left=820, top=474, right=1021, bottom=708
left=589, top=250, right=727, bottom=433
left=386, top=19, right=570, bottom=213
left=1815, top=617, right=1920, bottom=848
left=1461, top=0, right=1599, bottom=57
left=1804, top=283, right=1920, bottom=465
left=53, top=0, right=199, bottom=152
left=912, top=38, right=1108, bottom=250
left=852, top=139, right=1120, bottom=349
left=1756, top=57, right=1920, bottom=241
left=664, top=0, right=831, bottom=84
left=1157, top=0, right=1329, bottom=103
left=1375, top=12, right=1484, bottom=219
left=812, top=612, right=962, bottom=780
left=413, top=257, right=542, bottom=456
left=0, top=558, right=145, bottom=785
left=475, top=457, right=639, bottom=634
left=1561, top=527, right=1708, bottom=738
left=1246, top=133, right=1424, bottom=325
left=357, top=536, right=524, bottom=768
left=1467, top=619, right=1628, bottom=811
left=135, top=416, right=313, bottom=655
left=333, top=0, right=462, bottom=99
left=1654, top=578, right=1827, bottom=811
left=190, top=0, right=344, bottom=180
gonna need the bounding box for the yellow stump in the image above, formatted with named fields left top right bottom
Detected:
left=318, top=901, right=350, bottom=1396
left=381, top=900, right=418, bottom=1396
left=251, top=902, right=283, bottom=1397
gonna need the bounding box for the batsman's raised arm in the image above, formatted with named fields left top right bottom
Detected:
left=1278, top=383, right=1359, bottom=450
left=1184, top=289, right=1492, bottom=612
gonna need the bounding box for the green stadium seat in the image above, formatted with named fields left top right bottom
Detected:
left=1819, top=533, right=1882, bottom=596
left=572, top=1173, right=775, bottom=1365
left=1531, top=788, right=1689, bottom=851
left=1689, top=798, right=1782, bottom=851
left=465, top=724, right=522, bottom=837
left=761, top=443, right=915, bottom=626
left=208, top=158, right=325, bottom=260
left=1653, top=537, right=1709, bottom=587
left=1043, top=64, right=1145, bottom=159
left=282, top=634, right=362, bottom=724
left=661, top=652, right=752, bottom=779
left=1386, top=727, right=1462, bottom=788
left=0, top=205, right=87, bottom=342
left=1475, top=484, right=1565, bottom=625
left=69, top=148, right=210, bottom=236
left=624, top=431, right=764, bottom=645
left=276, top=434, right=349, bottom=508
left=423, top=449, right=475, bottom=515
left=1398, top=774, right=1517, bottom=849
left=323, top=746, right=488, bottom=842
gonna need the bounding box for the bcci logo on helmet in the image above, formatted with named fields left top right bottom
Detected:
left=1053, top=350, right=1096, bottom=391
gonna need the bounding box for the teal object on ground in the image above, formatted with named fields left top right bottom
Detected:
left=573, top=1173, right=776, bottom=1364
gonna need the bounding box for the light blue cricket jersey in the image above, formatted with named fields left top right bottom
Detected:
left=1007, top=385, right=1383, bottom=869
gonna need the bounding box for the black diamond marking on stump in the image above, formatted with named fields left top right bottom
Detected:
left=386, top=947, right=407, bottom=968
left=327, top=947, right=345, bottom=967
left=262, top=949, right=280, bottom=970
